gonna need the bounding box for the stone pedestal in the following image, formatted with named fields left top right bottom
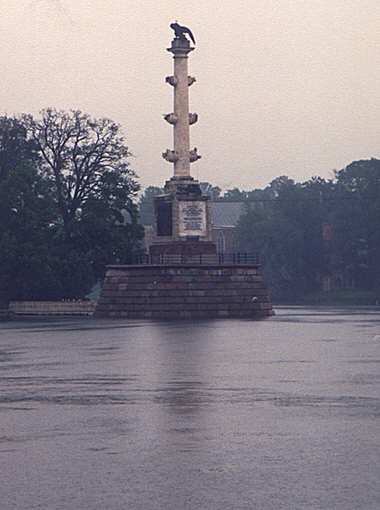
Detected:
left=95, top=264, right=273, bottom=320
left=152, top=177, right=213, bottom=248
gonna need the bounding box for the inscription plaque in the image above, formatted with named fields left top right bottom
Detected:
left=179, top=201, right=207, bottom=237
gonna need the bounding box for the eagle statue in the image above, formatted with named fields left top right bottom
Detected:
left=170, top=22, right=196, bottom=45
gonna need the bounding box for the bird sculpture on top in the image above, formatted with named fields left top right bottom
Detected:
left=170, top=21, right=196, bottom=45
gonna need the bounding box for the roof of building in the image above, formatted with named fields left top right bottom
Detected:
left=210, top=202, right=246, bottom=227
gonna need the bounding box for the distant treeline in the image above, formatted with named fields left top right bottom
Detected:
left=1, top=109, right=379, bottom=304
left=234, top=164, right=380, bottom=303
left=139, top=160, right=380, bottom=303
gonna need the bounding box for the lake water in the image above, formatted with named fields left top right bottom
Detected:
left=1, top=307, right=380, bottom=510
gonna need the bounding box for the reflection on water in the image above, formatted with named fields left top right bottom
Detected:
left=1, top=307, right=380, bottom=510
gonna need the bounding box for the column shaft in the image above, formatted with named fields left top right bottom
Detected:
left=173, top=56, right=190, bottom=177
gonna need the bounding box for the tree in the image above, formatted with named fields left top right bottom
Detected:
left=222, top=187, right=250, bottom=201
left=0, top=111, right=144, bottom=302
left=0, top=116, right=39, bottom=180
left=21, top=109, right=144, bottom=296
left=138, top=186, right=164, bottom=225
left=199, top=182, right=222, bottom=200
left=0, top=116, right=56, bottom=303
left=333, top=159, right=380, bottom=293
left=23, top=108, right=139, bottom=233
left=237, top=176, right=333, bottom=300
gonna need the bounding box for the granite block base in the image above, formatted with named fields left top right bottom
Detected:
left=95, top=264, right=273, bottom=320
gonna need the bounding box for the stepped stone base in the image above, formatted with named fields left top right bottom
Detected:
left=95, top=264, right=273, bottom=320
left=9, top=301, right=95, bottom=316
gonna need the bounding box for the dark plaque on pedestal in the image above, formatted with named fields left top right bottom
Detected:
left=156, top=200, right=172, bottom=237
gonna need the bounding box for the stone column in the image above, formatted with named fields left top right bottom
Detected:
left=163, top=36, right=200, bottom=178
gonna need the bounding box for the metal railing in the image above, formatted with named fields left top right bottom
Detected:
left=129, top=253, right=260, bottom=266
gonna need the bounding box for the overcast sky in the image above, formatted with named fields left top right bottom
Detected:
left=1, top=0, right=380, bottom=190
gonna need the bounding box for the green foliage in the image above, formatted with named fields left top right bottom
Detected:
left=238, top=185, right=321, bottom=300
left=138, top=186, right=164, bottom=225
left=22, top=108, right=139, bottom=232
left=223, top=187, right=251, bottom=201
left=0, top=162, right=55, bottom=300
left=0, top=112, right=144, bottom=301
left=0, top=117, right=39, bottom=180
left=333, top=159, right=380, bottom=293
left=1, top=108, right=379, bottom=305
left=200, top=183, right=222, bottom=200
left=237, top=162, right=380, bottom=302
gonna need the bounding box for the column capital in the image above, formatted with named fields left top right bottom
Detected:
left=167, top=37, right=194, bottom=57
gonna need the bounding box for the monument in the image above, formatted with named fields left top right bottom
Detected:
left=95, top=23, right=273, bottom=319
left=150, top=22, right=215, bottom=262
